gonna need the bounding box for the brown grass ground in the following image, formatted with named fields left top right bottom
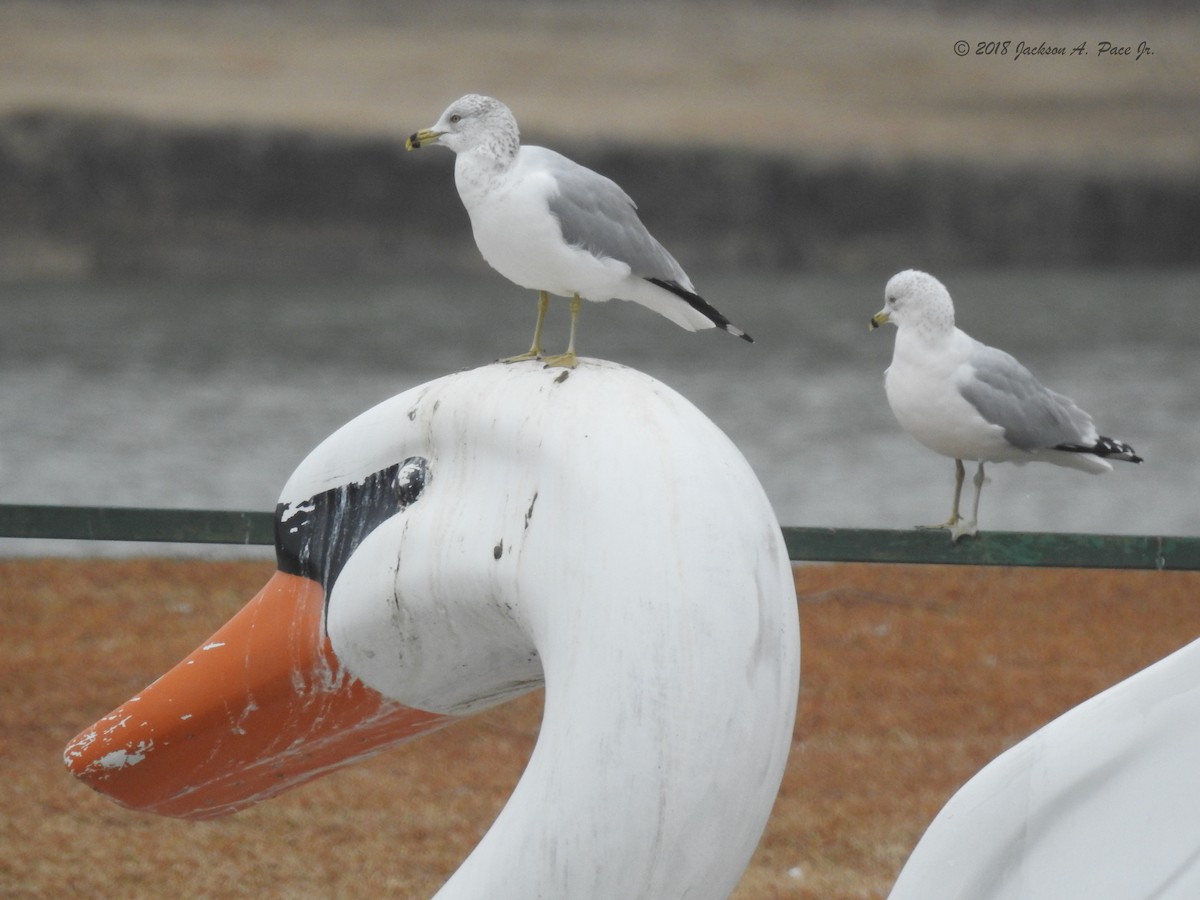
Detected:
left=3, top=558, right=1197, bottom=898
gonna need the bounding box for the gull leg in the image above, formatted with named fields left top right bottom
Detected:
left=542, top=293, right=581, bottom=369
left=918, top=458, right=965, bottom=533
left=502, top=291, right=549, bottom=363
left=950, top=462, right=985, bottom=542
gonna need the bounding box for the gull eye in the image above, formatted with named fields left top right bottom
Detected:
left=449, top=113, right=461, bottom=124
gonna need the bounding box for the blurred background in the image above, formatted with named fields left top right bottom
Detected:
left=2, top=0, right=1198, bottom=554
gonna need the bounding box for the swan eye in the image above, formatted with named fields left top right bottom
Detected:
left=275, top=457, right=431, bottom=593
left=394, top=457, right=429, bottom=506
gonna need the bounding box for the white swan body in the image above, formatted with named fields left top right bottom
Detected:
left=65, top=360, right=800, bottom=898
left=890, top=637, right=1200, bottom=899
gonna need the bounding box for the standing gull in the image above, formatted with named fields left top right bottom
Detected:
left=406, top=94, right=751, bottom=368
left=870, top=269, right=1142, bottom=540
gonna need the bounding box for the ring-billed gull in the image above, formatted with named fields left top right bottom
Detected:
left=870, top=269, right=1142, bottom=540
left=406, top=94, right=752, bottom=368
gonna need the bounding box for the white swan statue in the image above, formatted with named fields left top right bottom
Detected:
left=890, top=636, right=1200, bottom=899
left=64, top=359, right=801, bottom=899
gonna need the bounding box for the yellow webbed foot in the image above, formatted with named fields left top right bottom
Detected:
left=541, top=294, right=582, bottom=369
left=541, top=351, right=578, bottom=370
left=501, top=350, right=543, bottom=364
left=914, top=459, right=972, bottom=541
left=948, top=519, right=979, bottom=542
left=501, top=291, right=551, bottom=364
left=916, top=516, right=960, bottom=532
left=916, top=516, right=977, bottom=541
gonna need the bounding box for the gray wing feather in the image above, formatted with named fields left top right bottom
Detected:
left=541, top=152, right=691, bottom=286
left=958, top=345, right=1096, bottom=450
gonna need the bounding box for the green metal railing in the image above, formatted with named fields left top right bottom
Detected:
left=781, top=527, right=1199, bottom=571
left=2, top=504, right=1198, bottom=570
left=0, top=504, right=274, bottom=547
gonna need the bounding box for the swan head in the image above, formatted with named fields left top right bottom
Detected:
left=64, top=360, right=799, bottom=895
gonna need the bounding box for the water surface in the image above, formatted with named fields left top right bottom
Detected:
left=1, top=268, right=1195, bottom=556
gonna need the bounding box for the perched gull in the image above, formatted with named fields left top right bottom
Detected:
left=406, top=94, right=752, bottom=368
left=870, top=269, right=1142, bottom=540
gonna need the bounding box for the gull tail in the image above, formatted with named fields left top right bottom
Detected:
left=645, top=278, right=754, bottom=343
left=1055, top=435, right=1143, bottom=464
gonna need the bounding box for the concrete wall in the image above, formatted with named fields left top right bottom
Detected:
left=2, top=110, right=1197, bottom=279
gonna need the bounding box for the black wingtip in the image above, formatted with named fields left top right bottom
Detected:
left=1096, top=435, right=1143, bottom=463
left=645, top=277, right=752, bottom=343
left=1055, top=436, right=1143, bottom=464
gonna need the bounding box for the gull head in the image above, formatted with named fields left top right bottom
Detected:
left=406, top=94, right=520, bottom=158
left=871, top=269, right=956, bottom=334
